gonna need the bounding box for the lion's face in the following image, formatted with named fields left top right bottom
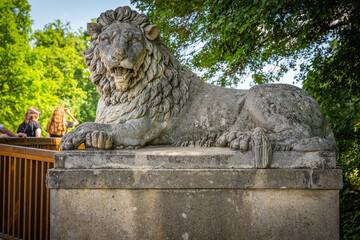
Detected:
left=85, top=7, right=160, bottom=94
left=84, top=6, right=191, bottom=123
left=97, top=22, right=147, bottom=91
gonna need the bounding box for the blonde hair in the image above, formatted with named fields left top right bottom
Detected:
left=23, top=107, right=41, bottom=124
left=46, top=106, right=68, bottom=136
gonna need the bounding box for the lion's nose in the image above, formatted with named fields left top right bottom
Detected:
left=112, top=50, right=127, bottom=61
left=123, top=31, right=133, bottom=39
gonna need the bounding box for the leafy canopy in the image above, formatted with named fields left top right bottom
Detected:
left=0, top=0, right=33, bottom=129
left=132, top=0, right=357, bottom=86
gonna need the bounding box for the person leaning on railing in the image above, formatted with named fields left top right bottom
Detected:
left=0, top=123, right=27, bottom=138
left=17, top=107, right=42, bottom=137
left=46, top=106, right=79, bottom=138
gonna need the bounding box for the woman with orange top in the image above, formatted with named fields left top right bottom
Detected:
left=46, top=106, right=79, bottom=137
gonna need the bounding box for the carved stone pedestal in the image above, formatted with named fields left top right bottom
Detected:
left=47, top=147, right=342, bottom=240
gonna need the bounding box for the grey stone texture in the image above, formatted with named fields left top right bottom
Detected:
left=47, top=168, right=342, bottom=190
left=50, top=189, right=339, bottom=240
left=59, top=6, right=337, bottom=169
left=47, top=148, right=342, bottom=240
left=53, top=147, right=337, bottom=169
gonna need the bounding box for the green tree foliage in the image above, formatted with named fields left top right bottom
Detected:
left=338, top=143, right=360, bottom=238
left=30, top=20, right=98, bottom=131
left=0, top=0, right=99, bottom=136
left=133, top=0, right=360, bottom=237
left=0, top=0, right=33, bottom=129
left=132, top=0, right=358, bottom=86
left=302, top=12, right=360, bottom=236
left=75, top=28, right=100, bottom=123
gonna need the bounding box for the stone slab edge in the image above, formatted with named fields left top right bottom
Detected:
left=54, top=148, right=336, bottom=169
left=46, top=168, right=342, bottom=190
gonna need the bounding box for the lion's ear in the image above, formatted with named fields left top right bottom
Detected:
left=144, top=24, right=159, bottom=40
left=87, top=23, right=102, bottom=39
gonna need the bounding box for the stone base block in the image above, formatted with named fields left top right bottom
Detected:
left=50, top=189, right=339, bottom=240
left=47, top=148, right=342, bottom=239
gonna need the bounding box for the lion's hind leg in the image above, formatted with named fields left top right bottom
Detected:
left=216, top=128, right=272, bottom=168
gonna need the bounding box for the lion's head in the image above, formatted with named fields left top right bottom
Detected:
left=84, top=6, right=193, bottom=123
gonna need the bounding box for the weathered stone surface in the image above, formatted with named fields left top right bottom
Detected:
left=48, top=149, right=342, bottom=239
left=50, top=189, right=340, bottom=240
left=59, top=6, right=337, bottom=169
left=54, top=147, right=336, bottom=169
left=47, top=168, right=342, bottom=190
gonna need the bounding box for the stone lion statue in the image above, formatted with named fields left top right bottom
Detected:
left=60, top=6, right=336, bottom=168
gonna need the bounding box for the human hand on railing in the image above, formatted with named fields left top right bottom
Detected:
left=16, top=133, right=28, bottom=138
left=0, top=134, right=10, bottom=139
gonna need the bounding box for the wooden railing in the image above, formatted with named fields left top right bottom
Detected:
left=0, top=138, right=85, bottom=240
left=0, top=138, right=62, bottom=151
left=0, top=137, right=85, bottom=151
left=0, top=141, right=56, bottom=240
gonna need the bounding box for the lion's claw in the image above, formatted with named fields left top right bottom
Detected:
left=60, top=131, right=79, bottom=150
left=216, top=133, right=228, bottom=147
left=216, top=131, right=251, bottom=151
left=274, top=144, right=291, bottom=151
left=62, top=141, right=75, bottom=150
left=85, top=131, right=113, bottom=149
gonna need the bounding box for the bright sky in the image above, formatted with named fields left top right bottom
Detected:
left=28, top=0, right=302, bottom=89
left=28, top=0, right=137, bottom=31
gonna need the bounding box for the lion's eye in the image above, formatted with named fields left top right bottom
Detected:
left=100, top=35, right=110, bottom=43
left=131, top=38, right=138, bottom=44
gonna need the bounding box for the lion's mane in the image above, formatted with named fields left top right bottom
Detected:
left=84, top=6, right=193, bottom=123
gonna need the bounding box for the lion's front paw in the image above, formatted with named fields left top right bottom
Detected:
left=85, top=131, right=113, bottom=149
left=60, top=125, right=87, bottom=150
left=216, top=131, right=251, bottom=151
left=60, top=136, right=77, bottom=150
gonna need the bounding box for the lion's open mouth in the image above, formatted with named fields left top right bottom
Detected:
left=110, top=67, right=137, bottom=91
left=110, top=67, right=134, bottom=81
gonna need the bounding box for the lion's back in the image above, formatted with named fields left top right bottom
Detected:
left=160, top=80, right=248, bottom=142
left=244, top=84, right=325, bottom=135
